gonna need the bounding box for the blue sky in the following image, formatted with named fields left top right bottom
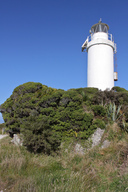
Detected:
left=0, top=0, right=128, bottom=123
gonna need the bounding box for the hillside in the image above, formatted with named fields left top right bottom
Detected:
left=0, top=82, right=128, bottom=191
left=1, top=82, right=128, bottom=152
left=0, top=123, right=128, bottom=191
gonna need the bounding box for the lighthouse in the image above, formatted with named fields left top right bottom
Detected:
left=82, top=20, right=117, bottom=91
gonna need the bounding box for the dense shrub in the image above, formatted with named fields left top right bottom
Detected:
left=92, top=119, right=106, bottom=129
left=21, top=116, right=61, bottom=154
left=1, top=83, right=128, bottom=154
left=92, top=105, right=106, bottom=117
left=112, top=86, right=128, bottom=93
left=75, top=87, right=98, bottom=102
left=0, top=82, right=100, bottom=153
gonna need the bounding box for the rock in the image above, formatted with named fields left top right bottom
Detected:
left=11, top=134, right=23, bottom=146
left=91, top=128, right=105, bottom=148
left=74, top=128, right=105, bottom=154
left=74, top=143, right=84, bottom=155
left=0, top=135, right=8, bottom=140
left=101, top=140, right=111, bottom=149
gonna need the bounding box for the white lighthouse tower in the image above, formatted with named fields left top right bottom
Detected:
left=82, top=20, right=117, bottom=91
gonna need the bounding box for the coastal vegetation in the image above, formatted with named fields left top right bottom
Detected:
left=0, top=83, right=98, bottom=153
left=0, top=126, right=128, bottom=191
left=1, top=82, right=128, bottom=154
left=0, top=82, right=128, bottom=191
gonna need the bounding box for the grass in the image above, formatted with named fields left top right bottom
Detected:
left=0, top=123, right=5, bottom=134
left=0, top=125, right=128, bottom=192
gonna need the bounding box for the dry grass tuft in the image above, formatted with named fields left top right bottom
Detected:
left=10, top=177, right=36, bottom=192
left=111, top=122, right=120, bottom=132
left=1, top=155, right=26, bottom=171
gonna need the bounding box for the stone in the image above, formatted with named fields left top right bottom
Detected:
left=101, top=140, right=111, bottom=149
left=91, top=128, right=105, bottom=148
left=0, top=135, right=8, bottom=140
left=74, top=128, right=105, bottom=154
left=74, top=143, right=84, bottom=155
left=11, top=134, right=23, bottom=146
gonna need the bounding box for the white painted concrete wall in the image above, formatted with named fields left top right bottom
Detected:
left=87, top=32, right=114, bottom=91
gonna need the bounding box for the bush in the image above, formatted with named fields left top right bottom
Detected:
left=1, top=82, right=98, bottom=153
left=2, top=82, right=128, bottom=154
left=21, top=116, right=61, bottom=154
left=92, top=105, right=106, bottom=117
left=112, top=86, right=128, bottom=93
left=92, top=119, right=106, bottom=129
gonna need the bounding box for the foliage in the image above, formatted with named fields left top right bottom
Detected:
left=112, top=86, right=128, bottom=93
left=21, top=116, right=61, bottom=154
left=0, top=82, right=100, bottom=153
left=92, top=105, right=106, bottom=117
left=119, top=121, right=128, bottom=133
left=92, top=89, right=128, bottom=106
left=107, top=102, right=122, bottom=122
left=76, top=87, right=98, bottom=102
left=92, top=118, right=106, bottom=129
left=1, top=83, right=128, bottom=154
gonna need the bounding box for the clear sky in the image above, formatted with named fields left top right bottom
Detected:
left=0, top=0, right=128, bottom=123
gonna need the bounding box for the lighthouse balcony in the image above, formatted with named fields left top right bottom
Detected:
left=87, top=33, right=114, bottom=43
left=82, top=33, right=117, bottom=53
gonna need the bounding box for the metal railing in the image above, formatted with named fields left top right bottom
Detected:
left=108, top=33, right=114, bottom=41
left=86, top=33, right=114, bottom=43
left=82, top=33, right=117, bottom=53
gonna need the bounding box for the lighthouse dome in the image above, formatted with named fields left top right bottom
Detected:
left=91, top=20, right=109, bottom=34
